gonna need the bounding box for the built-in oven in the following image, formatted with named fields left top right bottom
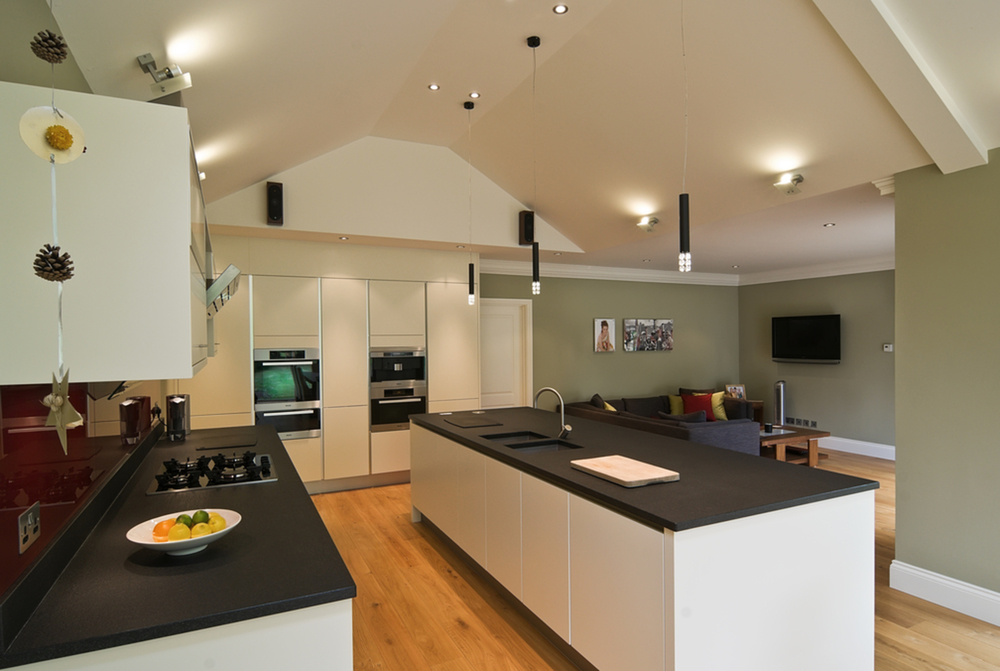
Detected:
left=370, top=348, right=427, bottom=432
left=253, top=348, right=321, bottom=439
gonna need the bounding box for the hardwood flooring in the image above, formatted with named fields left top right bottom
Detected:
left=312, top=450, right=1000, bottom=670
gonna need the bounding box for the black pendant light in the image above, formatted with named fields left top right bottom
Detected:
left=465, top=101, right=476, bottom=305
left=678, top=0, right=692, bottom=273
left=532, top=242, right=540, bottom=295
left=678, top=193, right=691, bottom=272
left=528, top=35, right=541, bottom=294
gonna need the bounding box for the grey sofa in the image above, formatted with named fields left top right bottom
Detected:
left=565, top=393, right=760, bottom=455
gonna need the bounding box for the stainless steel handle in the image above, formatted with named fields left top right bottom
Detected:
left=262, top=409, right=316, bottom=417
left=377, top=398, right=423, bottom=405
left=262, top=361, right=315, bottom=367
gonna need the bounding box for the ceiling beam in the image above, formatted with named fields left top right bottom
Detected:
left=812, top=0, right=987, bottom=174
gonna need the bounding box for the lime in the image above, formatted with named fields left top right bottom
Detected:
left=175, top=513, right=193, bottom=527
left=191, top=510, right=210, bottom=525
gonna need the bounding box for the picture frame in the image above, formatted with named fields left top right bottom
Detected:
left=594, top=318, right=615, bottom=352
left=623, top=319, right=674, bottom=351
left=725, top=384, right=746, bottom=400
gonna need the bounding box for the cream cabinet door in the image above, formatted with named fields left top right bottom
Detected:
left=284, top=436, right=323, bottom=483
left=369, top=280, right=425, bottom=346
left=485, top=458, right=522, bottom=599
left=323, top=406, right=369, bottom=480
left=522, top=473, right=570, bottom=642
left=426, top=282, right=480, bottom=403
left=321, top=279, right=368, bottom=408
left=371, top=430, right=411, bottom=474
left=252, top=276, right=320, bottom=338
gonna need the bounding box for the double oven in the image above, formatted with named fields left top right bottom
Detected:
left=370, top=348, right=427, bottom=432
left=253, top=348, right=321, bottom=439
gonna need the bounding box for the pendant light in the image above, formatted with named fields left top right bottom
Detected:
left=678, top=0, right=692, bottom=273
left=464, top=101, right=476, bottom=305
left=528, top=35, right=541, bottom=294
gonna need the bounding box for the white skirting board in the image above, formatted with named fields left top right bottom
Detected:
left=890, top=561, right=1000, bottom=627
left=820, top=436, right=895, bottom=461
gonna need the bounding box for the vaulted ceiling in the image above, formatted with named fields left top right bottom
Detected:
left=4, top=0, right=997, bottom=279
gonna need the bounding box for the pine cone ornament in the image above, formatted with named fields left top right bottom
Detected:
left=30, top=30, right=69, bottom=65
left=33, top=244, right=74, bottom=282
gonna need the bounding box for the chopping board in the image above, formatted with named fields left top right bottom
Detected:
left=571, top=455, right=679, bottom=488
left=444, top=415, right=502, bottom=429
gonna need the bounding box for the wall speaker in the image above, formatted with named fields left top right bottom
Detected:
left=266, top=182, right=283, bottom=225
left=519, top=210, right=534, bottom=245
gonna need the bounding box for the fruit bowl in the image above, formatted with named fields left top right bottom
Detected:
left=126, top=509, right=241, bottom=556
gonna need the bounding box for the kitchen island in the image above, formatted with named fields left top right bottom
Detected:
left=410, top=407, right=878, bottom=671
left=0, top=425, right=354, bottom=670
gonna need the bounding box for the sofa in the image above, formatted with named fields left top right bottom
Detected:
left=564, top=390, right=760, bottom=455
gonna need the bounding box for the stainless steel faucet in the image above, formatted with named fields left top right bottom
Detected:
left=533, top=387, right=572, bottom=439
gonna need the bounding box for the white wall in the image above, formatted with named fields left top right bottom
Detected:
left=206, top=136, right=581, bottom=253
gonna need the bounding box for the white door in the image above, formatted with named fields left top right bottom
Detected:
left=480, top=299, right=532, bottom=408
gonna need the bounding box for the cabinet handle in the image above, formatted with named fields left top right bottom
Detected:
left=377, top=398, right=423, bottom=405
left=261, top=409, right=316, bottom=417
left=261, top=361, right=316, bottom=367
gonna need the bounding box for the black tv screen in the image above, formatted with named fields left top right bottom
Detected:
left=772, top=314, right=841, bottom=364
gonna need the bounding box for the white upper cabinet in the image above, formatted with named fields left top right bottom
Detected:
left=426, top=282, right=480, bottom=403
left=1, top=82, right=196, bottom=384
left=369, top=280, right=425, bottom=348
left=252, top=276, right=320, bottom=339
left=321, top=278, right=368, bottom=407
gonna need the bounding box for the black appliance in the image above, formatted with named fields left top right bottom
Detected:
left=253, top=348, right=321, bottom=439
left=772, top=314, right=841, bottom=364
left=370, top=349, right=427, bottom=432
left=147, top=451, right=277, bottom=495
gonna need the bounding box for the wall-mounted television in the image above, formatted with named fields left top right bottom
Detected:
left=772, top=314, right=841, bottom=364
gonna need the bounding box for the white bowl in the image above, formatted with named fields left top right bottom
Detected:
left=126, top=509, right=241, bottom=556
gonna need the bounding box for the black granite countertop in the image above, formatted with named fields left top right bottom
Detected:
left=412, top=407, right=878, bottom=532
left=0, top=425, right=355, bottom=669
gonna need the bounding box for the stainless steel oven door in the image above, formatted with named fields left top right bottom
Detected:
left=253, top=348, right=321, bottom=405
left=370, top=383, right=427, bottom=432
left=254, top=401, right=321, bottom=440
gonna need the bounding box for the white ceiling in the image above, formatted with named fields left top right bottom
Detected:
left=6, top=0, right=998, bottom=278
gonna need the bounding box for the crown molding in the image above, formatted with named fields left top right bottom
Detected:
left=737, top=255, right=895, bottom=286
left=480, top=259, right=739, bottom=286
left=872, top=176, right=896, bottom=195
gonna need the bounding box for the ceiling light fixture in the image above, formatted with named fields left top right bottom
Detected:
left=774, top=173, right=804, bottom=195
left=428, top=83, right=440, bottom=91
left=824, top=222, right=836, bottom=228
left=198, top=172, right=206, bottom=181
left=528, top=35, right=542, bottom=295
left=553, top=252, right=562, bottom=256
left=677, top=2, right=692, bottom=273
left=339, top=236, right=349, bottom=240
left=137, top=53, right=192, bottom=99
left=469, top=92, right=480, bottom=99
left=637, top=216, right=659, bottom=232
left=465, top=101, right=477, bottom=306
left=553, top=4, right=569, bottom=14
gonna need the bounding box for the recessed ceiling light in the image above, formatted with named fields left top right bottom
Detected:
left=642, top=259, right=651, bottom=263
left=553, top=252, right=562, bottom=256
left=553, top=4, right=569, bottom=14
left=456, top=245, right=466, bottom=249
left=339, top=236, right=349, bottom=240
left=823, top=222, right=836, bottom=228
left=469, top=92, right=480, bottom=99
left=732, top=265, right=740, bottom=269
left=428, top=83, right=440, bottom=91
left=198, top=172, right=206, bottom=181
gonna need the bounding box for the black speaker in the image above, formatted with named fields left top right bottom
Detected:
left=266, top=182, right=283, bottom=225
left=519, top=210, right=534, bottom=245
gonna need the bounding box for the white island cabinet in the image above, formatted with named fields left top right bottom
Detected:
left=409, top=419, right=876, bottom=671
left=1, top=81, right=200, bottom=385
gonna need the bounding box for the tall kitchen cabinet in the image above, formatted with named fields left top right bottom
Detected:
left=321, top=279, right=370, bottom=480
left=252, top=276, right=322, bottom=481
left=426, top=282, right=480, bottom=413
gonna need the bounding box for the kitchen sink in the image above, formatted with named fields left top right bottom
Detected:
left=480, top=431, right=548, bottom=443
left=504, top=439, right=581, bottom=453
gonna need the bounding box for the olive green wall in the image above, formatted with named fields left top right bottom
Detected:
left=737, top=271, right=895, bottom=445
left=481, top=274, right=740, bottom=409
left=895, top=149, right=1000, bottom=591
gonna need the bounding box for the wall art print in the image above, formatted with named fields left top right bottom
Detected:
left=623, top=318, right=673, bottom=351
left=594, top=318, right=615, bottom=352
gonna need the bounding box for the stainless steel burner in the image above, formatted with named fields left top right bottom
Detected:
left=146, top=452, right=277, bottom=495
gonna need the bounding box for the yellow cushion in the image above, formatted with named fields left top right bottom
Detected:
left=711, top=391, right=728, bottom=421
left=604, top=401, right=617, bottom=412
left=667, top=395, right=683, bottom=415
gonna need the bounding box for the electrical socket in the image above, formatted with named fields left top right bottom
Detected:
left=785, top=416, right=794, bottom=425
left=18, top=501, right=41, bottom=555
left=811, top=420, right=817, bottom=428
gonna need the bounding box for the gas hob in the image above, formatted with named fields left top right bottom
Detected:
left=146, top=451, right=277, bottom=495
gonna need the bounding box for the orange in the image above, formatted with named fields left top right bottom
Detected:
left=152, top=518, right=176, bottom=543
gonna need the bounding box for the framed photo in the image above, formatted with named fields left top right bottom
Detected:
left=595, top=318, right=615, bottom=352
left=726, top=384, right=746, bottom=400
left=653, top=319, right=674, bottom=351
left=623, top=319, right=637, bottom=352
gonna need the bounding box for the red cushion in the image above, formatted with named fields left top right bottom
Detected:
left=681, top=393, right=715, bottom=421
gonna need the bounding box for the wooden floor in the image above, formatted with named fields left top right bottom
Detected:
left=312, top=450, right=1000, bottom=670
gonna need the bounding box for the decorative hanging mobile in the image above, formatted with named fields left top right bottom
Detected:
left=19, top=16, right=85, bottom=453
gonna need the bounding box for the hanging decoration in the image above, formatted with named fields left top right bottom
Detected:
left=21, top=10, right=84, bottom=454
left=43, top=370, right=84, bottom=452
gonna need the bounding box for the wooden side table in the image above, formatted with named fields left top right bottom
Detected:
left=759, top=426, right=830, bottom=467
left=748, top=400, right=764, bottom=425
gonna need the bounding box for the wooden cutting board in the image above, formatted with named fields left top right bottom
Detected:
left=571, top=455, right=679, bottom=488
